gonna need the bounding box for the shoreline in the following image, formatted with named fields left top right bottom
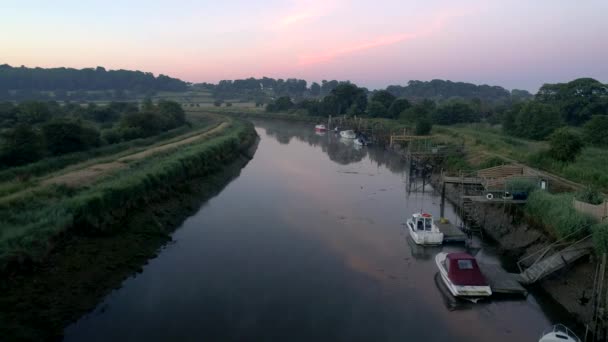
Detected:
left=0, top=122, right=259, bottom=341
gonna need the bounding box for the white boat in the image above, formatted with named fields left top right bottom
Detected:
left=315, top=124, right=327, bottom=132
left=538, top=325, right=580, bottom=342
left=339, top=130, right=356, bottom=139
left=354, top=138, right=365, bottom=146
left=435, top=252, right=492, bottom=299
left=407, top=213, right=443, bottom=245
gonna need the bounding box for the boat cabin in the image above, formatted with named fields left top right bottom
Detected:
left=412, top=213, right=434, bottom=231
left=445, top=253, right=488, bottom=286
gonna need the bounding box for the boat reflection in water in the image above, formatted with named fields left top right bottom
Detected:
left=405, top=234, right=442, bottom=261
left=433, top=272, right=474, bottom=312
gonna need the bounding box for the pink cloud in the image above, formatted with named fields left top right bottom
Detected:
left=298, top=10, right=469, bottom=65
left=275, top=0, right=339, bottom=29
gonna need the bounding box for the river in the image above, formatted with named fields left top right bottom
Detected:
left=64, top=119, right=560, bottom=342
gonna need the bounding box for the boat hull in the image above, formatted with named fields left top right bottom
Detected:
left=435, top=253, right=492, bottom=298
left=407, top=220, right=444, bottom=245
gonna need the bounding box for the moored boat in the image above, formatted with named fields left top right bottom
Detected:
left=538, top=325, right=580, bottom=342
left=339, top=130, right=356, bottom=139
left=314, top=124, right=327, bottom=132
left=407, top=213, right=443, bottom=245
left=435, top=252, right=492, bottom=299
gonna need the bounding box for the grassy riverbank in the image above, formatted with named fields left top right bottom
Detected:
left=0, top=147, right=257, bottom=341
left=0, top=116, right=258, bottom=274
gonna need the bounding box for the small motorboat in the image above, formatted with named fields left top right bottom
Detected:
left=435, top=252, right=492, bottom=300
left=339, top=130, right=356, bottom=139
left=407, top=213, right=444, bottom=245
left=538, top=325, right=580, bottom=342
left=354, top=137, right=366, bottom=146
left=315, top=124, right=327, bottom=132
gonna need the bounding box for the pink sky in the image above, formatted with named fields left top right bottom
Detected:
left=2, top=0, right=607, bottom=91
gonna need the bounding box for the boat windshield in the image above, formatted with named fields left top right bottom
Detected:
left=424, top=218, right=432, bottom=231
left=457, top=260, right=474, bottom=270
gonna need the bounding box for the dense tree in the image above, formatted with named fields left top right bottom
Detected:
left=548, top=128, right=584, bottom=162
left=331, top=83, right=367, bottom=116
left=370, top=90, right=396, bottom=109
left=158, top=100, right=186, bottom=126
left=0, top=102, right=17, bottom=128
left=400, top=100, right=435, bottom=123
left=321, top=80, right=339, bottom=96
left=536, top=78, right=608, bottom=125
left=0, top=124, right=45, bottom=166
left=505, top=102, right=562, bottom=140
left=584, top=116, right=608, bottom=146
left=42, top=120, right=100, bottom=155
left=433, top=100, right=479, bottom=125
left=16, top=101, right=51, bottom=124
left=367, top=101, right=388, bottom=118
left=310, top=82, right=321, bottom=96
left=415, top=116, right=433, bottom=135
left=386, top=79, right=512, bottom=103
left=0, top=64, right=188, bottom=92
left=266, top=96, right=294, bottom=112
left=387, top=98, right=411, bottom=119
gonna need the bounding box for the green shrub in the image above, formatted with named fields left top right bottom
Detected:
left=548, top=128, right=584, bottom=162
left=576, top=187, right=605, bottom=205
left=592, top=223, right=608, bottom=254
left=478, top=156, right=504, bottom=169
left=506, top=178, right=538, bottom=193
left=525, top=190, right=594, bottom=239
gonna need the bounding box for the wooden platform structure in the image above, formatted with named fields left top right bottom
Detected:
left=478, top=263, right=528, bottom=296
left=518, top=236, right=593, bottom=285
left=461, top=195, right=528, bottom=204
left=436, top=222, right=467, bottom=243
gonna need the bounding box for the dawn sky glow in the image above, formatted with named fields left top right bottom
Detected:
left=2, top=0, right=607, bottom=91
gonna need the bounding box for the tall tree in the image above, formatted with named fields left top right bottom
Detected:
left=370, top=90, right=396, bottom=109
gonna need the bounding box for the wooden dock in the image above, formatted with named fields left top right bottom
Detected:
left=461, top=195, right=527, bottom=204
left=436, top=222, right=467, bottom=243
left=478, top=263, right=528, bottom=296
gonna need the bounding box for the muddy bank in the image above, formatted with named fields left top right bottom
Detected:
left=433, top=176, right=596, bottom=331
left=0, top=137, right=259, bottom=341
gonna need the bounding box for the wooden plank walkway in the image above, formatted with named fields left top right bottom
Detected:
left=478, top=263, right=528, bottom=296
left=519, top=241, right=593, bottom=284
left=442, top=176, right=485, bottom=185
left=436, top=222, right=467, bottom=243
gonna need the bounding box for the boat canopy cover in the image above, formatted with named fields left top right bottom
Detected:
left=446, top=253, right=488, bottom=286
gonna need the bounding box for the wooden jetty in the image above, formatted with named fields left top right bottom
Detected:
left=436, top=222, right=467, bottom=243
left=461, top=195, right=527, bottom=204
left=478, top=263, right=528, bottom=296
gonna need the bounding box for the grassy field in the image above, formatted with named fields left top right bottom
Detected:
left=434, top=124, right=608, bottom=192
left=0, top=114, right=257, bottom=273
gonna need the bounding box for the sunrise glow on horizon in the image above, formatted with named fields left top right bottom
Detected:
left=2, top=0, right=607, bottom=91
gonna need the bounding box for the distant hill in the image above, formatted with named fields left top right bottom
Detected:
left=0, top=64, right=189, bottom=93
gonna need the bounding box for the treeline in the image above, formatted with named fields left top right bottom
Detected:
left=386, top=79, right=532, bottom=103
left=265, top=77, right=608, bottom=144
left=0, top=64, right=188, bottom=93
left=503, top=78, right=608, bottom=145
left=0, top=100, right=186, bottom=167
left=195, top=77, right=330, bottom=102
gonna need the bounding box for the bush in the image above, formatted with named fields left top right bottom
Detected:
left=525, top=191, right=594, bottom=238
left=548, top=128, right=584, bottom=162
left=414, top=117, right=432, bottom=135
left=42, top=119, right=101, bottom=155
left=576, top=187, right=605, bottom=205
left=592, top=223, right=608, bottom=254
left=505, top=178, right=538, bottom=193
left=584, top=115, right=608, bottom=146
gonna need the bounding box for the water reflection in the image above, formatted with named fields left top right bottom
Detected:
left=64, top=119, right=556, bottom=342
left=260, top=119, right=403, bottom=171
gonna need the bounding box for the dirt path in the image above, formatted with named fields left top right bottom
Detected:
left=41, top=122, right=230, bottom=188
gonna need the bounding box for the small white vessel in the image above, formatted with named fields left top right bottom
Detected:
left=538, top=325, right=580, bottom=342
left=339, top=130, right=356, bottom=139
left=315, top=124, right=327, bottom=132
left=407, top=213, right=443, bottom=245
left=435, top=252, right=492, bottom=299
left=354, top=138, right=365, bottom=146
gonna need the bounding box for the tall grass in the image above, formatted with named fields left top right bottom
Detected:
left=525, top=190, right=595, bottom=239
left=0, top=120, right=257, bottom=272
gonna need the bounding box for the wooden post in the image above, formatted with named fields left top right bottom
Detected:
left=440, top=182, right=446, bottom=218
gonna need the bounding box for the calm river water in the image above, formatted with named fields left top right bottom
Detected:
left=64, top=120, right=560, bottom=341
